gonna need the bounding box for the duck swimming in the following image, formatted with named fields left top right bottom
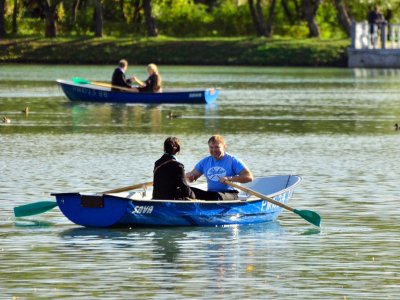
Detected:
left=22, top=107, right=29, bottom=114
left=395, top=123, right=399, bottom=131
left=2, top=116, right=11, bottom=123
left=166, top=111, right=182, bottom=119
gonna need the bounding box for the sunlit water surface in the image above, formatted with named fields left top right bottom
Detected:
left=1, top=65, right=399, bottom=299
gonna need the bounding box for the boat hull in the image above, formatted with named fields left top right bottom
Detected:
left=56, top=79, right=219, bottom=104
left=53, top=175, right=301, bottom=228
left=116, top=194, right=291, bottom=226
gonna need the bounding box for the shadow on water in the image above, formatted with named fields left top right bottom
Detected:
left=14, top=218, right=57, bottom=227
left=58, top=221, right=288, bottom=263
left=59, top=221, right=286, bottom=239
left=300, top=227, right=321, bottom=235
left=65, top=101, right=220, bottom=134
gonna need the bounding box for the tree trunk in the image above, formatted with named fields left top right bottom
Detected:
left=0, top=0, right=6, bottom=37
left=74, top=0, right=81, bottom=23
left=143, top=0, right=158, bottom=37
left=132, top=0, right=142, bottom=33
left=40, top=0, right=62, bottom=38
left=119, top=0, right=126, bottom=22
left=12, top=0, right=18, bottom=34
left=44, top=10, right=57, bottom=37
left=293, top=0, right=302, bottom=19
left=281, top=0, right=293, bottom=24
left=94, top=0, right=103, bottom=37
left=248, top=0, right=267, bottom=36
left=334, top=0, right=351, bottom=37
left=266, top=0, right=276, bottom=38
left=302, top=0, right=320, bottom=37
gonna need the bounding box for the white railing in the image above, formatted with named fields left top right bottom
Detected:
left=352, top=21, right=400, bottom=50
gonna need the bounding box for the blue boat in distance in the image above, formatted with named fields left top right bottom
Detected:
left=52, top=175, right=301, bottom=228
left=56, top=79, right=220, bottom=104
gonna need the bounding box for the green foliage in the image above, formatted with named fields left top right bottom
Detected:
left=156, top=0, right=212, bottom=36
left=210, top=2, right=253, bottom=36
left=316, top=2, right=344, bottom=39
left=278, top=24, right=309, bottom=39
left=10, top=0, right=400, bottom=41
left=16, top=18, right=44, bottom=36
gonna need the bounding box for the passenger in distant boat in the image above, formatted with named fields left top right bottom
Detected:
left=133, top=63, right=162, bottom=93
left=152, top=137, right=196, bottom=200
left=111, top=59, right=138, bottom=92
left=186, top=135, right=253, bottom=201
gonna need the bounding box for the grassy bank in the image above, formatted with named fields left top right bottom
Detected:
left=0, top=36, right=350, bottom=66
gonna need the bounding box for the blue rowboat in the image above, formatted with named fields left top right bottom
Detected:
left=52, top=175, right=301, bottom=228
left=56, top=79, right=219, bottom=104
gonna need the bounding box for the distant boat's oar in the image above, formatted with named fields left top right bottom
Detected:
left=225, top=181, right=321, bottom=227
left=13, top=181, right=153, bottom=218
left=72, top=77, right=137, bottom=93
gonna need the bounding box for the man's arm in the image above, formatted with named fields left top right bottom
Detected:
left=186, top=169, right=202, bottom=183
left=221, top=168, right=253, bottom=184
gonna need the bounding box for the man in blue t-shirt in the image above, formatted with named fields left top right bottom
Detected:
left=186, top=135, right=253, bottom=200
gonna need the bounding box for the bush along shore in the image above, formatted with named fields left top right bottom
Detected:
left=0, top=37, right=350, bottom=66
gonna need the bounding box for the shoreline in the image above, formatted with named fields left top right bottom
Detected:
left=0, top=37, right=350, bottom=67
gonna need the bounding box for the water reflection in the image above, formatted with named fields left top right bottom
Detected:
left=58, top=222, right=285, bottom=266
left=68, top=102, right=221, bottom=134
left=352, top=67, right=400, bottom=78
left=14, top=219, right=56, bottom=227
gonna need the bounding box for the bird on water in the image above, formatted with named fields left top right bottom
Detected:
left=166, top=111, right=182, bottom=119
left=22, top=107, right=29, bottom=115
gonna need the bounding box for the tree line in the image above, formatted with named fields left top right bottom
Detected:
left=0, top=0, right=398, bottom=39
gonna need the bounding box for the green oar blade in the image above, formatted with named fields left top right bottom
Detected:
left=293, top=209, right=321, bottom=227
left=72, top=77, right=90, bottom=84
left=14, top=201, right=58, bottom=218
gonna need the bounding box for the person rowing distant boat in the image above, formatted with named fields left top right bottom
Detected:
left=111, top=59, right=138, bottom=92
left=132, top=63, right=162, bottom=93
left=186, top=135, right=253, bottom=200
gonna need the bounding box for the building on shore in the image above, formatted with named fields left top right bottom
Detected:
left=348, top=21, right=400, bottom=68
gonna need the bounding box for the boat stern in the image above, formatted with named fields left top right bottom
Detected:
left=53, top=193, right=129, bottom=227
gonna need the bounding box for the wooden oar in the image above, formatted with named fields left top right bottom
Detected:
left=72, top=77, right=137, bottom=93
left=225, top=181, right=321, bottom=227
left=13, top=181, right=153, bottom=218
left=102, top=181, right=153, bottom=194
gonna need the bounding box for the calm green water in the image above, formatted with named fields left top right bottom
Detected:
left=1, top=65, right=399, bottom=299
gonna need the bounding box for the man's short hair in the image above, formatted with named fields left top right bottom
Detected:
left=208, top=135, right=225, bottom=146
left=119, top=59, right=128, bottom=68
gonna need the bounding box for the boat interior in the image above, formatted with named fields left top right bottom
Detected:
left=105, top=175, right=301, bottom=203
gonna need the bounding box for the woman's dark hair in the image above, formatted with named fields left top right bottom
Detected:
left=164, top=136, right=181, bottom=155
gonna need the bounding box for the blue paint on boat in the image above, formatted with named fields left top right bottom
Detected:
left=53, top=175, right=301, bottom=228
left=56, top=79, right=219, bottom=104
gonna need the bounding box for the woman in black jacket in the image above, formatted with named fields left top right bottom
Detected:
left=134, top=63, right=162, bottom=93
left=152, top=137, right=195, bottom=200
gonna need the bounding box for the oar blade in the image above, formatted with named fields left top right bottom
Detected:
left=14, top=201, right=58, bottom=218
left=293, top=209, right=321, bottom=227
left=72, top=77, right=90, bottom=84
